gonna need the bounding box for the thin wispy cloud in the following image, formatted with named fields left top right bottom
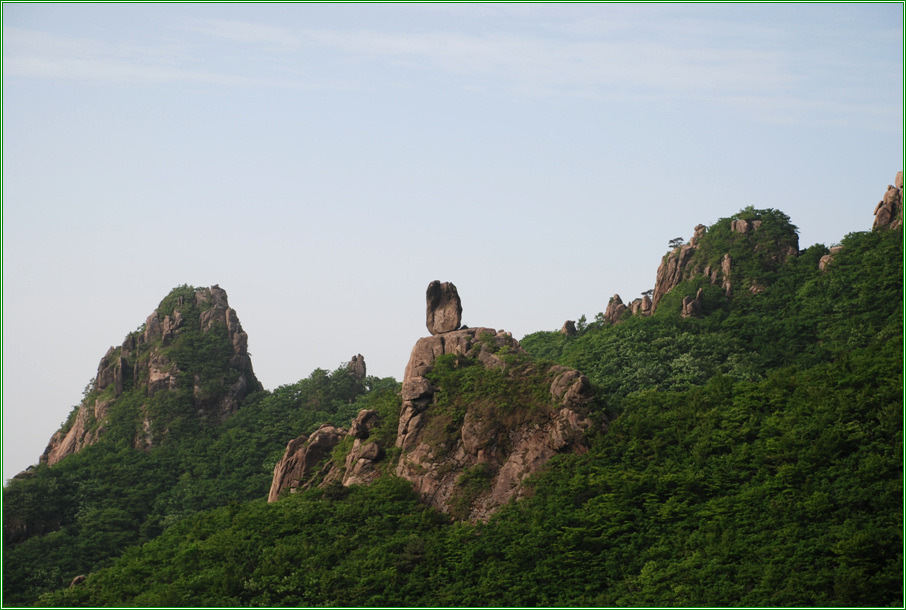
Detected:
left=2, top=27, right=330, bottom=89
left=3, top=7, right=900, bottom=129
left=183, top=19, right=302, bottom=49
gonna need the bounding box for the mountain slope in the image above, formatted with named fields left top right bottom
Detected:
left=34, top=222, right=902, bottom=607
left=3, top=175, right=902, bottom=607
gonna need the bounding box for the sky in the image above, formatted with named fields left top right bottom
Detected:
left=2, top=2, right=903, bottom=483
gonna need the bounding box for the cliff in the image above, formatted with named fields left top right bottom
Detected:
left=40, top=285, right=261, bottom=467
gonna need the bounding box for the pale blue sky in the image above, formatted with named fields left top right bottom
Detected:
left=3, top=2, right=903, bottom=482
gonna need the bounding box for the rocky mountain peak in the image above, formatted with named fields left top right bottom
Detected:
left=268, top=282, right=598, bottom=521
left=40, top=285, right=261, bottom=467
left=645, top=208, right=798, bottom=315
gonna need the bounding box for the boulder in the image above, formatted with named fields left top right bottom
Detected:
left=69, top=575, right=87, bottom=588
left=349, top=409, right=379, bottom=439
left=342, top=440, right=385, bottom=487
left=731, top=219, right=750, bottom=234
left=560, top=320, right=577, bottom=335
left=690, top=224, right=707, bottom=246
left=348, top=354, right=367, bottom=380
left=425, top=281, right=463, bottom=335
left=819, top=246, right=844, bottom=272
left=629, top=295, right=653, bottom=317
left=681, top=288, right=703, bottom=318
left=549, top=367, right=594, bottom=410
left=603, top=294, right=627, bottom=323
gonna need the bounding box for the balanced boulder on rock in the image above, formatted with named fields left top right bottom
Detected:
left=426, top=280, right=463, bottom=335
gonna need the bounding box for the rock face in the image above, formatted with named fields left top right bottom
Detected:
left=339, top=409, right=385, bottom=488
left=873, top=171, right=904, bottom=230
left=603, top=294, right=627, bottom=324
left=394, top=326, right=594, bottom=521
left=629, top=295, right=653, bottom=316
left=560, top=320, right=577, bottom=335
left=653, top=241, right=698, bottom=309
left=267, top=407, right=386, bottom=502
left=39, top=285, right=262, bottom=467
left=268, top=282, right=597, bottom=521
left=681, top=289, right=704, bottom=318
left=426, top=281, right=463, bottom=335
left=267, top=424, right=347, bottom=502
left=348, top=354, right=367, bottom=380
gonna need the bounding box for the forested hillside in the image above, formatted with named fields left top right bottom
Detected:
left=3, top=203, right=902, bottom=607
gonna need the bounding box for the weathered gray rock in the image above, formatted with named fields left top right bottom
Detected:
left=560, top=320, right=577, bottom=335
left=114, top=356, right=128, bottom=397
left=143, top=313, right=161, bottom=344
left=341, top=439, right=385, bottom=487
left=426, top=281, right=463, bottom=335
left=95, top=346, right=117, bottom=391
left=549, top=366, right=594, bottom=410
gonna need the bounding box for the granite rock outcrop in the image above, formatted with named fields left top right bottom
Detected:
left=560, top=320, right=577, bottom=335
left=602, top=294, right=627, bottom=324
left=267, top=423, right=347, bottom=502
left=348, top=354, right=367, bottom=380
left=268, top=282, right=598, bottom=521
left=40, top=285, right=261, bottom=467
left=873, top=171, right=904, bottom=230
left=394, top=324, right=594, bottom=521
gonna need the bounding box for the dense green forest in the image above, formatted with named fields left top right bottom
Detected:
left=3, top=209, right=902, bottom=607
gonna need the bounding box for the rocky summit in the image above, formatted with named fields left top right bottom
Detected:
left=40, top=285, right=261, bottom=467
left=268, top=282, right=598, bottom=520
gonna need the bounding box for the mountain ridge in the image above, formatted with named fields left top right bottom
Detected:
left=3, top=171, right=902, bottom=607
